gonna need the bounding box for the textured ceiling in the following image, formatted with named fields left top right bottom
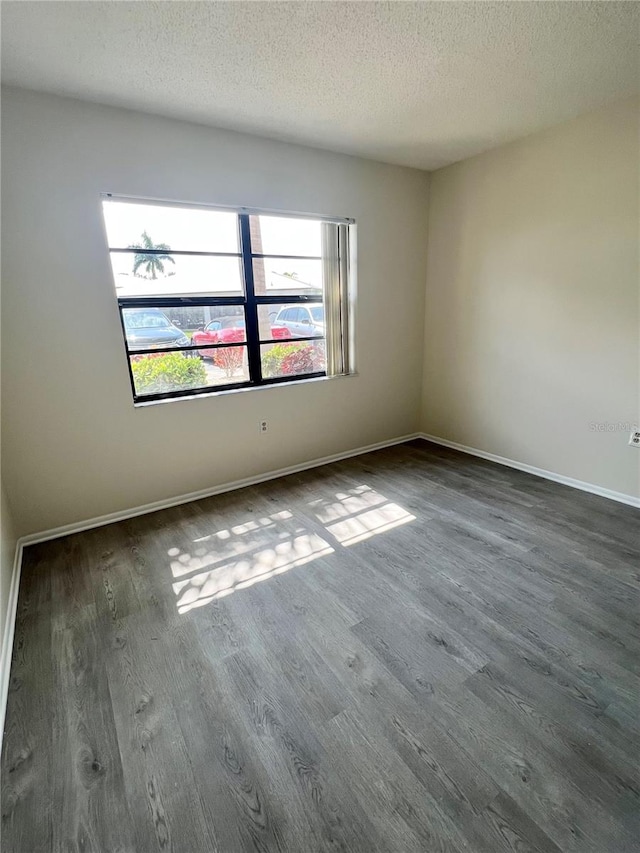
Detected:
left=1, top=1, right=638, bottom=170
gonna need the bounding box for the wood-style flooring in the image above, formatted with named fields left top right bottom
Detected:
left=2, top=439, right=639, bottom=852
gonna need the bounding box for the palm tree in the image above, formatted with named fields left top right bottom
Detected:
left=129, top=231, right=175, bottom=279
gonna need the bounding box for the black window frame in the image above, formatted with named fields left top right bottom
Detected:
left=111, top=210, right=333, bottom=404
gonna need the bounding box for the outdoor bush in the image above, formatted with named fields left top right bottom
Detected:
left=281, top=344, right=325, bottom=375
left=262, top=342, right=326, bottom=378
left=131, top=352, right=207, bottom=394
left=261, top=343, right=304, bottom=377
left=214, top=346, right=244, bottom=377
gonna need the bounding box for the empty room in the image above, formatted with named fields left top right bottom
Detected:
left=1, top=2, right=638, bottom=851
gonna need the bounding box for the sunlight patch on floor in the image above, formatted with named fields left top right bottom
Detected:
left=174, top=532, right=334, bottom=613
left=167, top=485, right=416, bottom=614
left=308, top=484, right=388, bottom=524
left=168, top=511, right=296, bottom=578
left=309, top=485, right=416, bottom=546
left=326, top=503, right=416, bottom=546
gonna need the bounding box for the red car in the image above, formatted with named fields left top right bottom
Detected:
left=191, top=315, right=290, bottom=358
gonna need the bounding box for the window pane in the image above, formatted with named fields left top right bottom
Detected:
left=261, top=341, right=326, bottom=380
left=249, top=215, right=321, bottom=257
left=122, top=306, right=246, bottom=353
left=103, top=200, right=239, bottom=253
left=258, top=303, right=324, bottom=341
left=130, top=347, right=249, bottom=397
left=252, top=257, right=323, bottom=296
left=110, top=253, right=243, bottom=297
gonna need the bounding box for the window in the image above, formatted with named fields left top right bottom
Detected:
left=101, top=196, right=355, bottom=403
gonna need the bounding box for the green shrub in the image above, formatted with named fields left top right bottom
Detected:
left=131, top=352, right=207, bottom=394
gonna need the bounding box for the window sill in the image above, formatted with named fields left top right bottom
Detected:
left=132, top=371, right=357, bottom=408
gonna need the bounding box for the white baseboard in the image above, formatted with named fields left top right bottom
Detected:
left=19, top=432, right=420, bottom=548
left=0, top=541, right=24, bottom=746
left=419, top=433, right=640, bottom=508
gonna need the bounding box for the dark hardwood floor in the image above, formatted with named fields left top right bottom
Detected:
left=2, top=439, right=639, bottom=852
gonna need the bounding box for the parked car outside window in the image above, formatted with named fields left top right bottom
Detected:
left=273, top=303, right=324, bottom=338
left=123, top=308, right=191, bottom=352
left=191, top=314, right=290, bottom=358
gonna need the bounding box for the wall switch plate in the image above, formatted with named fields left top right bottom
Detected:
left=629, top=431, right=640, bottom=447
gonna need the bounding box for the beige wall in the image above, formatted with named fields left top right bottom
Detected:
left=3, top=88, right=637, bottom=539
left=0, top=483, right=17, bottom=647
left=422, top=97, right=640, bottom=499
left=1, top=88, right=430, bottom=536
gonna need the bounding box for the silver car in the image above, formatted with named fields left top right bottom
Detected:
left=273, top=303, right=324, bottom=338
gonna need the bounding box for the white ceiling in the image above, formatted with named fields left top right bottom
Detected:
left=2, top=1, right=638, bottom=170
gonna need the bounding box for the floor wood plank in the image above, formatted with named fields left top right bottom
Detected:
left=2, top=439, right=638, bottom=851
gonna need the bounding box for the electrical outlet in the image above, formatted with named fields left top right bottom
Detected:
left=260, top=419, right=268, bottom=435
left=629, top=431, right=640, bottom=447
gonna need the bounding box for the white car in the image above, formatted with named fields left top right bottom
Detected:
left=273, top=303, right=324, bottom=338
